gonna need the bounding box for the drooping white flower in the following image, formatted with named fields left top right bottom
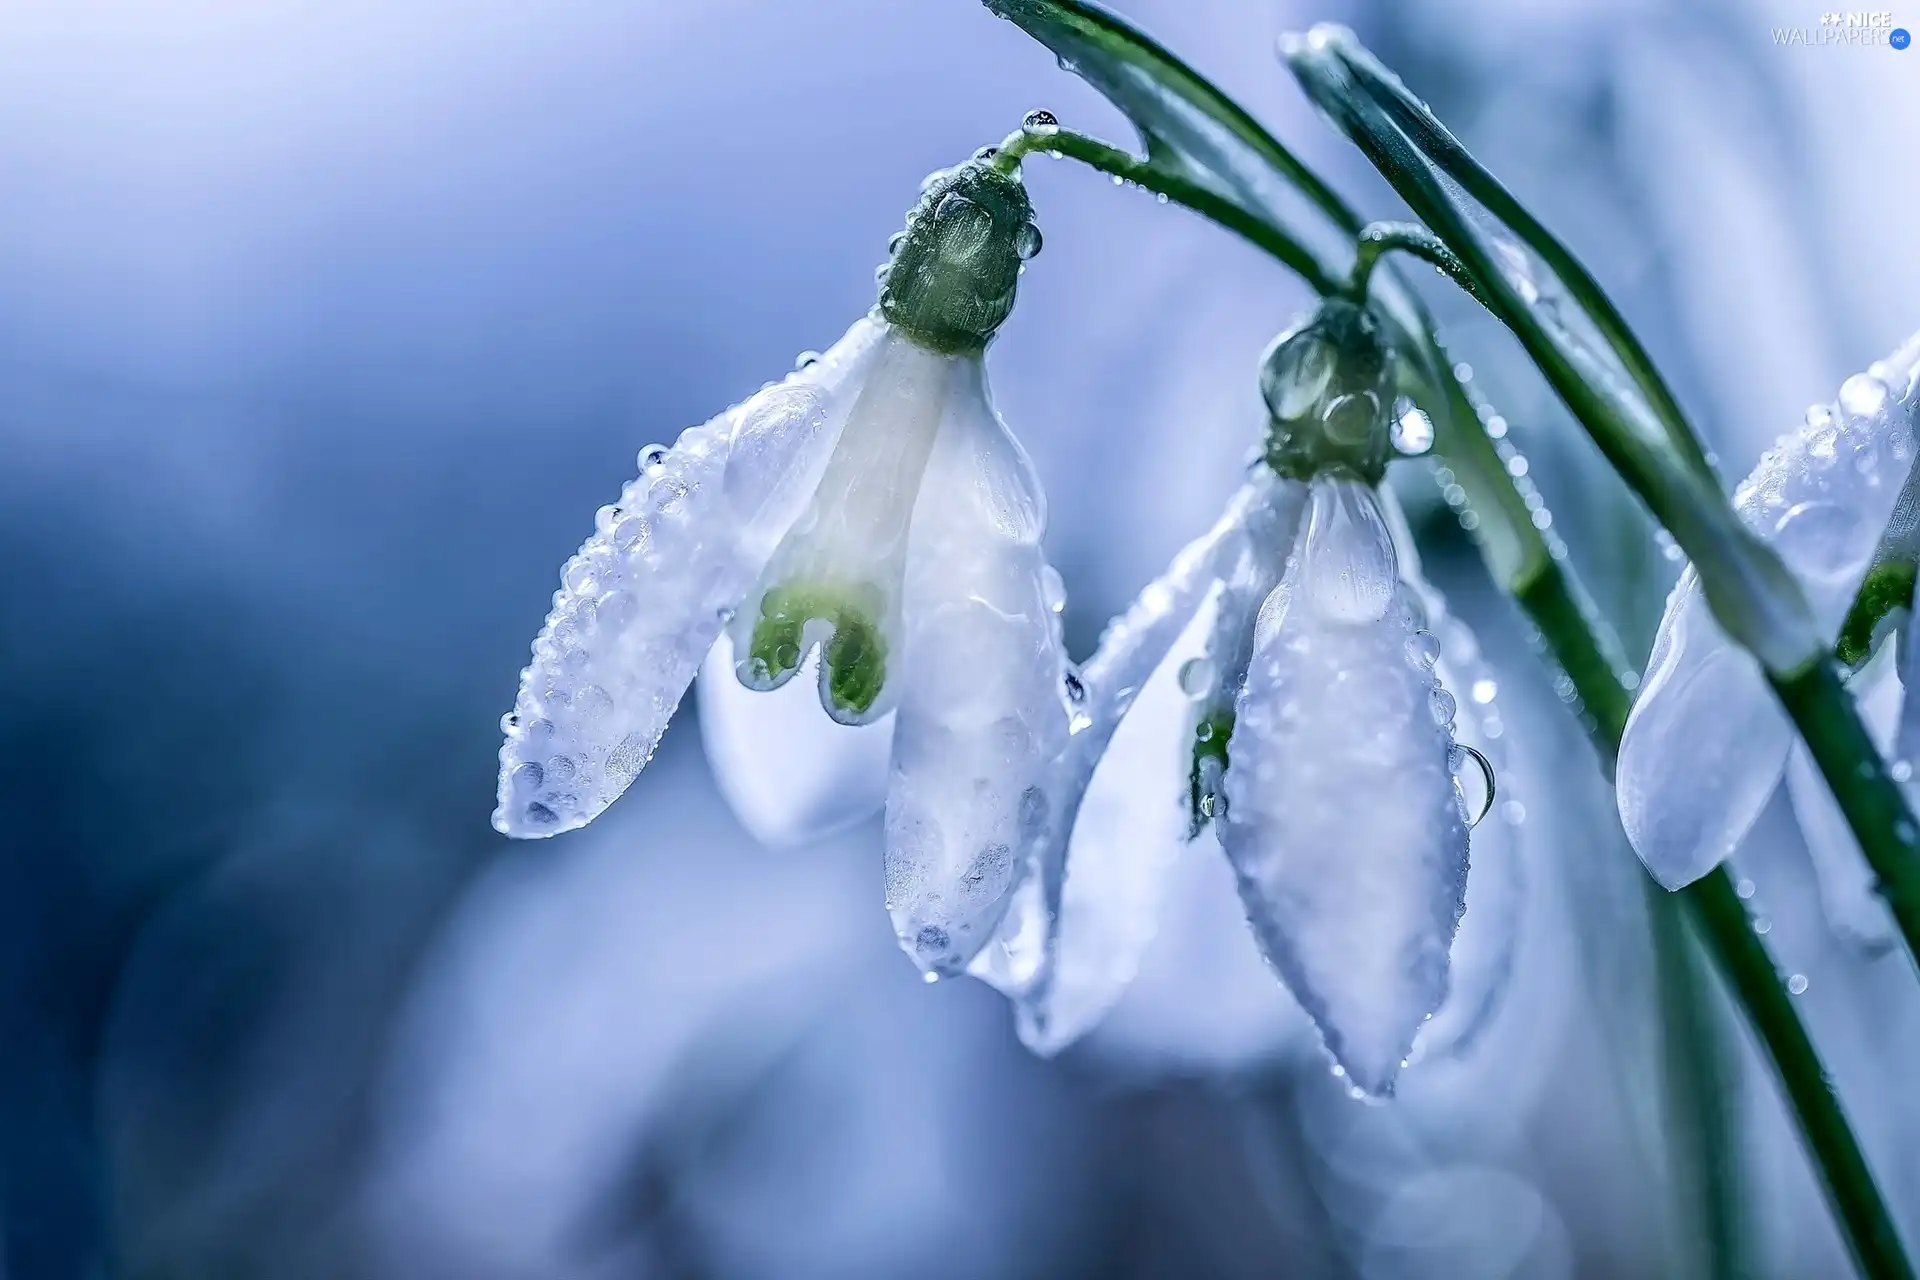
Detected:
left=1616, top=332, right=1920, bottom=942
left=972, top=302, right=1507, bottom=1096
left=494, top=156, right=1069, bottom=978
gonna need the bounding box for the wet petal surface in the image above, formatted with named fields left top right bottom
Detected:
left=494, top=319, right=888, bottom=837
left=1218, top=476, right=1470, bottom=1096
left=885, top=360, right=1070, bottom=977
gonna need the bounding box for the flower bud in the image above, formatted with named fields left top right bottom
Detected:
left=879, top=160, right=1038, bottom=355
left=1258, top=299, right=1395, bottom=484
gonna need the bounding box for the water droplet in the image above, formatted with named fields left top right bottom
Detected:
left=510, top=762, right=544, bottom=792
left=1754, top=916, right=1773, bottom=935
left=793, top=349, right=822, bottom=371
left=563, top=560, right=598, bottom=596
left=499, top=712, right=520, bottom=733
left=1806, top=422, right=1839, bottom=465
left=1301, top=479, right=1397, bottom=623
left=1893, top=760, right=1913, bottom=783
left=595, top=504, right=623, bottom=534
left=637, top=444, right=669, bottom=474
left=575, top=685, right=614, bottom=720
left=1020, top=108, right=1059, bottom=135
left=1839, top=373, right=1890, bottom=422
left=1405, top=631, right=1441, bottom=668
left=1391, top=398, right=1435, bottom=455
left=526, top=801, right=559, bottom=826
left=1040, top=563, right=1066, bottom=612
left=1320, top=390, right=1380, bottom=446
left=1014, top=221, right=1043, bottom=260
left=613, top=516, right=650, bottom=552
left=1196, top=722, right=1214, bottom=742
left=1451, top=744, right=1497, bottom=826
left=920, top=168, right=948, bottom=195
left=1786, top=973, right=1810, bottom=995
left=1330, top=1063, right=1346, bottom=1078
left=1178, top=657, right=1216, bottom=697
left=1429, top=687, right=1457, bottom=726
left=1736, top=878, right=1756, bottom=899
left=922, top=971, right=940, bottom=985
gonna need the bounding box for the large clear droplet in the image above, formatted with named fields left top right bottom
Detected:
left=1451, top=743, right=1497, bottom=827
left=1020, top=108, right=1060, bottom=135
left=1178, top=656, right=1216, bottom=698
left=1391, top=398, right=1435, bottom=456
left=1300, top=477, right=1398, bottom=624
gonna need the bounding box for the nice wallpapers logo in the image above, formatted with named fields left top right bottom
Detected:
left=1773, top=11, right=1913, bottom=45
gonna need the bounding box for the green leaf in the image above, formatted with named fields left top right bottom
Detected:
left=1281, top=25, right=1823, bottom=674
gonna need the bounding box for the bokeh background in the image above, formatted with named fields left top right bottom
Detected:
left=3, top=1, right=1919, bottom=1276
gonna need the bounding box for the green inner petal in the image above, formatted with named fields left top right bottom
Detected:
left=749, top=582, right=890, bottom=717
left=1836, top=560, right=1916, bottom=670
left=1188, top=708, right=1236, bottom=837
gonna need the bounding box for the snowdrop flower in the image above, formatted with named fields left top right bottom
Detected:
left=972, top=301, right=1506, bottom=1096
left=494, top=154, right=1070, bottom=978
left=1617, top=332, right=1920, bottom=950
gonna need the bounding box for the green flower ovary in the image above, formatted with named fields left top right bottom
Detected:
left=1187, top=708, right=1235, bottom=837
left=1836, top=559, right=1917, bottom=669
left=748, top=583, right=889, bottom=717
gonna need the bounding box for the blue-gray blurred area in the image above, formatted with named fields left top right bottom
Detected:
left=2, top=1, right=1917, bottom=1277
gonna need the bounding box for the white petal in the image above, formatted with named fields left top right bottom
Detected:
left=1784, top=658, right=1901, bottom=955
left=495, top=318, right=890, bottom=838
left=1217, top=475, right=1469, bottom=1097
left=728, top=331, right=961, bottom=726
left=966, top=472, right=1302, bottom=1018
left=884, top=359, right=1071, bottom=976
left=1618, top=570, right=1793, bottom=887
left=1415, top=623, right=1525, bottom=1062
left=1617, top=333, right=1920, bottom=881
left=1379, top=486, right=1527, bottom=1062
left=1013, top=583, right=1223, bottom=1055
left=695, top=632, right=892, bottom=848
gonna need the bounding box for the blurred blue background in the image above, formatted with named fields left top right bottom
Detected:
left=2, top=1, right=1918, bottom=1276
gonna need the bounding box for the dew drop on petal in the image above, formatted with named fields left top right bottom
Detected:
left=1405, top=630, right=1441, bottom=668
left=1178, top=656, right=1216, bottom=697
left=1040, top=563, right=1067, bottom=613
left=1839, top=373, right=1890, bottom=422
left=1020, top=108, right=1060, bottom=135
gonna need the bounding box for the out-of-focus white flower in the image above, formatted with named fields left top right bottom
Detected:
left=972, top=302, right=1512, bottom=1097
left=1617, top=332, right=1920, bottom=949
left=494, top=157, right=1070, bottom=978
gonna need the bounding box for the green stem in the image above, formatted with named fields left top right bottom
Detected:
left=993, top=126, right=1339, bottom=295
left=1348, top=220, right=1487, bottom=308
left=1687, top=870, right=1913, bottom=1278
left=1649, top=882, right=1745, bottom=1280
left=1774, top=661, right=1920, bottom=964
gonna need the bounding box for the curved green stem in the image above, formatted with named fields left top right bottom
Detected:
left=1348, top=220, right=1488, bottom=308
left=993, top=125, right=1339, bottom=295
